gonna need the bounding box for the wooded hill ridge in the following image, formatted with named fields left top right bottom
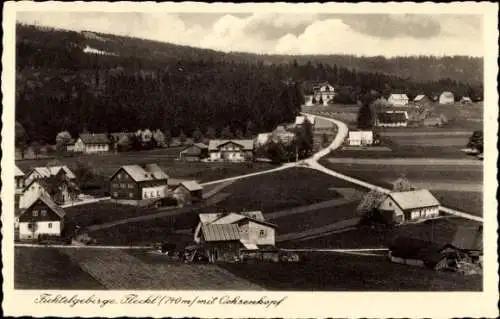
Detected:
left=16, top=24, right=483, bottom=144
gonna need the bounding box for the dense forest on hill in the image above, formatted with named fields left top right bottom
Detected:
left=15, top=24, right=483, bottom=144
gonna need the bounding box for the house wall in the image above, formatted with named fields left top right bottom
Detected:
left=15, top=176, right=25, bottom=190
left=240, top=221, right=276, bottom=246
left=439, top=95, right=455, bottom=104
left=388, top=96, right=409, bottom=106
left=407, top=206, right=440, bottom=221
left=19, top=221, right=62, bottom=239
left=110, top=169, right=140, bottom=200
left=73, top=138, right=86, bottom=152
left=142, top=184, right=168, bottom=200
left=204, top=241, right=241, bottom=262
left=84, top=143, right=109, bottom=153
left=378, top=197, right=405, bottom=223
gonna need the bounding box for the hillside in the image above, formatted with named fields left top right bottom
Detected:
left=15, top=24, right=483, bottom=144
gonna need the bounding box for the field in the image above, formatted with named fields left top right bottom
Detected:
left=15, top=247, right=105, bottom=289
left=319, top=159, right=483, bottom=216
left=210, top=167, right=363, bottom=214
left=220, top=251, right=482, bottom=291
left=16, top=147, right=275, bottom=183
left=15, top=247, right=263, bottom=290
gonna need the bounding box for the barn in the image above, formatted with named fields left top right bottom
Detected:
left=377, top=189, right=440, bottom=224
left=179, top=143, right=209, bottom=161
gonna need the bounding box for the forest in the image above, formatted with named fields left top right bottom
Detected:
left=15, top=24, right=483, bottom=144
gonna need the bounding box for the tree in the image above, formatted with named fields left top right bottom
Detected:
left=235, top=129, right=244, bottom=139
left=55, top=131, right=72, bottom=154
left=265, top=140, right=286, bottom=164
left=392, top=176, right=414, bottom=192
left=164, top=130, right=172, bottom=147
left=152, top=129, right=165, bottom=147
left=206, top=127, right=216, bottom=140
left=245, top=120, right=254, bottom=138
left=31, top=141, right=42, bottom=159
left=179, top=130, right=187, bottom=145
left=296, top=119, right=314, bottom=158
left=15, top=121, right=28, bottom=159
left=192, top=128, right=203, bottom=143
left=356, top=189, right=388, bottom=222
left=75, top=160, right=95, bottom=186
left=117, top=134, right=132, bottom=152
left=357, top=102, right=374, bottom=130
left=221, top=126, right=234, bottom=139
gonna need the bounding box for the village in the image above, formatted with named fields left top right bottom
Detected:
left=14, top=79, right=484, bottom=290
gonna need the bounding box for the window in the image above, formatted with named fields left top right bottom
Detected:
left=33, top=210, right=38, bottom=217
left=113, top=192, right=118, bottom=197
left=144, top=192, right=148, bottom=199
left=129, top=193, right=133, bottom=198
left=27, top=223, right=34, bottom=230
left=41, top=210, right=47, bottom=217
left=128, top=183, right=133, bottom=189
left=156, top=190, right=160, bottom=197
left=117, top=174, right=122, bottom=180
left=259, top=229, right=266, bottom=238
left=48, top=223, right=52, bottom=229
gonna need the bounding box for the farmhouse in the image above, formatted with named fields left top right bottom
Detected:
left=375, top=111, right=408, bottom=127
left=15, top=165, right=25, bottom=210
left=73, top=133, right=110, bottom=153
left=194, top=211, right=277, bottom=263
left=413, top=94, right=431, bottom=105
left=208, top=139, right=254, bottom=162
left=21, top=176, right=80, bottom=209
left=17, top=193, right=66, bottom=240
left=347, top=130, right=373, bottom=146
left=179, top=143, right=209, bottom=161
left=109, top=164, right=169, bottom=205
left=460, top=96, right=473, bottom=104
left=439, top=91, right=455, bottom=104
left=388, top=93, right=409, bottom=106
left=271, top=125, right=296, bottom=144
left=295, top=115, right=316, bottom=126
left=378, top=189, right=440, bottom=224
left=25, top=165, right=76, bottom=186
left=255, top=133, right=272, bottom=147
left=173, top=180, right=203, bottom=205
left=312, top=82, right=336, bottom=105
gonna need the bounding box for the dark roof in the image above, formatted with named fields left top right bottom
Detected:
left=111, top=164, right=169, bottom=182
left=21, top=193, right=66, bottom=219
left=79, top=133, right=110, bottom=145
left=376, top=112, right=407, bottom=124
left=201, top=223, right=241, bottom=242
left=450, top=226, right=483, bottom=251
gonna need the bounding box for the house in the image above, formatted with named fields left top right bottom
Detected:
left=173, top=181, right=203, bottom=205
left=179, top=143, right=209, bottom=161
left=25, top=165, right=76, bottom=186
left=20, top=176, right=80, bottom=209
left=65, top=138, right=76, bottom=152
left=312, top=83, right=336, bottom=105
left=295, top=115, right=316, bottom=126
left=17, top=193, right=66, bottom=240
left=73, top=133, right=110, bottom=153
left=194, top=211, right=278, bottom=263
left=388, top=93, right=409, bottom=106
left=15, top=165, right=25, bottom=210
left=271, top=125, right=296, bottom=144
left=255, top=133, right=272, bottom=147
left=375, top=111, right=408, bottom=127
left=208, top=139, right=254, bottom=162
left=439, top=91, right=455, bottom=104
left=460, top=96, right=473, bottom=104
left=413, top=94, right=431, bottom=105
left=109, top=163, right=169, bottom=206
left=377, top=189, right=440, bottom=224
left=348, top=131, right=373, bottom=146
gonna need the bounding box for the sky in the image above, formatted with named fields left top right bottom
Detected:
left=16, top=12, right=484, bottom=57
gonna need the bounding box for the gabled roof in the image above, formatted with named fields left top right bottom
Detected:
left=179, top=180, right=203, bottom=191
left=208, top=139, right=254, bottom=151
left=201, top=223, right=241, bottom=242
left=414, top=94, right=426, bottom=101
left=212, top=211, right=277, bottom=228
left=450, top=226, right=483, bottom=251
left=29, top=166, right=76, bottom=180
left=21, top=193, right=66, bottom=219
left=78, top=133, right=110, bottom=145
left=388, top=189, right=440, bottom=211
left=295, top=115, right=316, bottom=125
left=181, top=143, right=208, bottom=153
left=113, top=164, right=169, bottom=182
left=15, top=165, right=24, bottom=177
left=389, top=93, right=409, bottom=100
left=440, top=91, right=454, bottom=98
left=25, top=175, right=79, bottom=194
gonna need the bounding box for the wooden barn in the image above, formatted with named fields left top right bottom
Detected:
left=179, top=143, right=209, bottom=161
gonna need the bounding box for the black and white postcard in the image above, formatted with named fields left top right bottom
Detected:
left=2, top=2, right=498, bottom=318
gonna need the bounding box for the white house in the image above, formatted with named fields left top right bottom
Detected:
left=377, top=189, right=440, bottom=224
left=348, top=131, right=374, bottom=146
left=20, top=178, right=79, bottom=209
left=439, top=91, right=455, bottom=105
left=295, top=115, right=316, bottom=126
left=388, top=94, right=409, bottom=106
left=460, top=96, right=472, bottom=104
left=25, top=165, right=76, bottom=186
left=375, top=111, right=408, bottom=127
left=17, top=194, right=66, bottom=240
left=208, top=139, right=254, bottom=162
left=313, top=83, right=336, bottom=105
left=73, top=133, right=110, bottom=153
